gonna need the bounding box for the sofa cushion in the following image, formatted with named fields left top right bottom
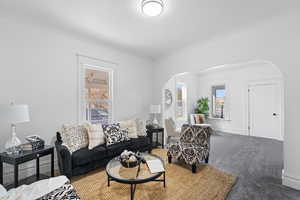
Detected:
left=83, top=122, right=105, bottom=149
left=106, top=140, right=132, bottom=157
left=72, top=144, right=107, bottom=166
left=60, top=124, right=89, bottom=153
left=119, top=120, right=138, bottom=138
left=130, top=137, right=150, bottom=150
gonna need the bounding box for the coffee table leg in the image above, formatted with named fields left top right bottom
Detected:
left=130, top=184, right=136, bottom=200
left=163, top=172, right=166, bottom=188
left=107, top=176, right=110, bottom=187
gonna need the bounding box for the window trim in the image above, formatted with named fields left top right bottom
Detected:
left=175, top=82, right=187, bottom=120
left=78, top=55, right=114, bottom=123
left=211, top=84, right=226, bottom=119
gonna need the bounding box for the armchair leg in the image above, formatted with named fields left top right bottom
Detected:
left=168, top=155, right=172, bottom=164
left=192, top=164, right=197, bottom=173
left=205, top=154, right=209, bottom=164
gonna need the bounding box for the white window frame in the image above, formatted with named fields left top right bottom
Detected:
left=77, top=55, right=114, bottom=123
left=175, top=82, right=187, bottom=121
left=211, top=84, right=226, bottom=119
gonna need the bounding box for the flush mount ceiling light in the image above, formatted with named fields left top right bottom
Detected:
left=142, top=0, right=164, bottom=17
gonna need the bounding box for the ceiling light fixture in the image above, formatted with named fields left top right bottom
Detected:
left=142, top=0, right=164, bottom=17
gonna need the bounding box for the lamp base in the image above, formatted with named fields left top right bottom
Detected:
left=153, top=118, right=159, bottom=125
left=5, top=127, right=22, bottom=154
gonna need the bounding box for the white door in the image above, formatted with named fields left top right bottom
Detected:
left=248, top=83, right=282, bottom=140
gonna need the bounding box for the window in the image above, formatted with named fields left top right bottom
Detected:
left=212, top=85, right=226, bottom=118
left=175, top=83, right=187, bottom=119
left=79, top=59, right=113, bottom=124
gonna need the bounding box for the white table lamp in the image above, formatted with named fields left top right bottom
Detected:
left=0, top=103, right=30, bottom=154
left=150, top=104, right=161, bottom=125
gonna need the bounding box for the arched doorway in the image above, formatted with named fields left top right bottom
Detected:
left=162, top=60, right=284, bottom=142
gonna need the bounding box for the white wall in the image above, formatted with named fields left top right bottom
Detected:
left=162, top=76, right=176, bottom=121
left=162, top=73, right=198, bottom=130
left=0, top=16, right=153, bottom=184
left=153, top=11, right=300, bottom=190
left=197, top=62, right=282, bottom=136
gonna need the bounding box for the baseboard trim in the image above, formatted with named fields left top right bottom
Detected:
left=282, top=170, right=300, bottom=190
left=214, top=128, right=248, bottom=136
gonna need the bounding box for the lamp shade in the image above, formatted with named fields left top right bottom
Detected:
left=150, top=105, right=161, bottom=114
left=0, top=104, right=30, bottom=124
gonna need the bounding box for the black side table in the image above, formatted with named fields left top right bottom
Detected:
left=0, top=145, right=54, bottom=188
left=146, top=127, right=165, bottom=150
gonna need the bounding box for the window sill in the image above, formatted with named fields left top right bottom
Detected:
left=208, top=117, right=231, bottom=121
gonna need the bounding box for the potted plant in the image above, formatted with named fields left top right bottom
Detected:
left=194, top=97, right=209, bottom=123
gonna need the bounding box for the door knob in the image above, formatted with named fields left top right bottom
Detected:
left=273, top=113, right=277, bottom=116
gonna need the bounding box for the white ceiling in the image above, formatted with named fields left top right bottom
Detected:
left=0, top=0, right=298, bottom=59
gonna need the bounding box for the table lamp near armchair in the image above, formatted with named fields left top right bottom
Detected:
left=0, top=103, right=30, bottom=154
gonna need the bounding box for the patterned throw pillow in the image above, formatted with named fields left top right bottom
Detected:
left=120, top=129, right=130, bottom=141
left=37, top=183, right=80, bottom=200
left=60, top=124, right=89, bottom=153
left=119, top=120, right=138, bottom=138
left=102, top=123, right=130, bottom=146
left=83, top=122, right=105, bottom=149
left=102, top=123, right=120, bottom=135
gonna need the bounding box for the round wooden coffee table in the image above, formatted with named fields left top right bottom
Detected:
left=106, top=153, right=165, bottom=200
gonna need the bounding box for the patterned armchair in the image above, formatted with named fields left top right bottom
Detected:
left=167, top=124, right=213, bottom=173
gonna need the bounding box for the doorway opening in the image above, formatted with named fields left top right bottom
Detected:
left=162, top=60, right=284, bottom=141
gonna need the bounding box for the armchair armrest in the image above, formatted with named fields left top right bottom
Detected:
left=55, top=132, right=72, bottom=178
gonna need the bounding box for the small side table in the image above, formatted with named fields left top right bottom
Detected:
left=147, top=127, right=165, bottom=150
left=0, top=145, right=54, bottom=189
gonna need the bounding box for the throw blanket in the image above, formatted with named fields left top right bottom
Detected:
left=0, top=176, right=80, bottom=200
left=37, top=183, right=80, bottom=200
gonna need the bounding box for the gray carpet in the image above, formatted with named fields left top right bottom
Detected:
left=210, top=132, right=300, bottom=200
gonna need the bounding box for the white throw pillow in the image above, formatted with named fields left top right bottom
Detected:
left=119, top=120, right=138, bottom=138
left=0, top=184, right=8, bottom=200
left=5, top=176, right=69, bottom=200
left=60, top=124, right=89, bottom=153
left=83, top=122, right=105, bottom=149
left=135, top=119, right=147, bottom=136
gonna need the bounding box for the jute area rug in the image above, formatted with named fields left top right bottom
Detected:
left=71, top=149, right=236, bottom=200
